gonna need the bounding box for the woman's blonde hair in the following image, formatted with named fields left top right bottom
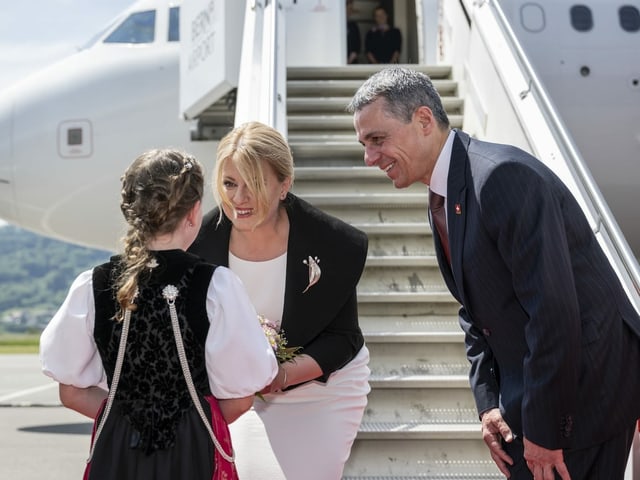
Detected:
left=116, top=148, right=204, bottom=319
left=214, top=122, right=294, bottom=226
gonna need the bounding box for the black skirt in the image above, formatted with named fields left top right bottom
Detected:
left=85, top=402, right=214, bottom=480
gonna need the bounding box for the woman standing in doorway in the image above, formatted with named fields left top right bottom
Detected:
left=365, top=4, right=402, bottom=63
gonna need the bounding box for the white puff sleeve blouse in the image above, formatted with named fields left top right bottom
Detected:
left=40, top=266, right=278, bottom=399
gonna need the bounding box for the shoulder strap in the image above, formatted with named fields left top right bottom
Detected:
left=163, top=285, right=235, bottom=463
left=86, top=306, right=131, bottom=463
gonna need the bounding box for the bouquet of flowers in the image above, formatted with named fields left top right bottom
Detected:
left=258, top=315, right=301, bottom=363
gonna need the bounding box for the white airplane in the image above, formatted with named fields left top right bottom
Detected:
left=0, top=0, right=218, bottom=250
left=498, top=0, right=640, bottom=257
left=0, top=0, right=639, bottom=258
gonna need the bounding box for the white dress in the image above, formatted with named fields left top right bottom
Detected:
left=229, top=252, right=371, bottom=480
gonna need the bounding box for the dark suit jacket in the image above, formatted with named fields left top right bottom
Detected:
left=189, top=193, right=368, bottom=384
left=435, top=129, right=640, bottom=450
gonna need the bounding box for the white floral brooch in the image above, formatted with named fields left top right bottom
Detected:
left=302, top=255, right=321, bottom=293
left=146, top=258, right=159, bottom=269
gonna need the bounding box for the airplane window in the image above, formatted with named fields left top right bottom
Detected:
left=67, top=128, right=83, bottom=146
left=104, top=10, right=156, bottom=44
left=619, top=6, right=640, bottom=32
left=58, top=120, right=92, bottom=158
left=169, top=6, right=180, bottom=41
left=570, top=5, right=593, bottom=32
left=520, top=3, right=546, bottom=33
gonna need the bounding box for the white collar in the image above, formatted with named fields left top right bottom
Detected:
left=429, top=129, right=456, bottom=198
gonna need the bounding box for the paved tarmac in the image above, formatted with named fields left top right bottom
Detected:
left=0, top=354, right=285, bottom=479
left=5, top=354, right=640, bottom=479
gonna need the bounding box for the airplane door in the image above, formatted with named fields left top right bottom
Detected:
left=557, top=46, right=640, bottom=255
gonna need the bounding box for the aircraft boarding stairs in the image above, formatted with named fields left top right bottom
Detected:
left=285, top=65, right=502, bottom=479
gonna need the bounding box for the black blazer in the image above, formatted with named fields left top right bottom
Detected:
left=189, top=193, right=368, bottom=383
left=435, top=129, right=640, bottom=450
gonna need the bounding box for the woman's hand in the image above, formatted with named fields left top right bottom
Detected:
left=259, top=364, right=289, bottom=394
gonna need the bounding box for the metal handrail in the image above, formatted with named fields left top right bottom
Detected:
left=235, top=0, right=288, bottom=136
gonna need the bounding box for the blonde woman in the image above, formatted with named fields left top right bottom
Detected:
left=189, top=122, right=371, bottom=479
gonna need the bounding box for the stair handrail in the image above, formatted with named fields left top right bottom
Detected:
left=235, top=0, right=288, bottom=137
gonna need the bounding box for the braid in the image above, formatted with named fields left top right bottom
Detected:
left=114, top=149, right=204, bottom=321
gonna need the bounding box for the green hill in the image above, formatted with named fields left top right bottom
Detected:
left=0, top=225, right=112, bottom=333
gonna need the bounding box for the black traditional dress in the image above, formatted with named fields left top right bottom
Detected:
left=40, top=250, right=278, bottom=480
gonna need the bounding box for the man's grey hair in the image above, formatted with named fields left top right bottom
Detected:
left=346, top=66, right=450, bottom=128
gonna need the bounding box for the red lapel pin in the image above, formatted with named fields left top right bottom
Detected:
left=455, top=203, right=462, bottom=215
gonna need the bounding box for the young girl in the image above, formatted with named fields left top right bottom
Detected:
left=40, top=149, right=278, bottom=479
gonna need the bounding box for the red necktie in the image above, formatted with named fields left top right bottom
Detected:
left=429, top=190, right=451, bottom=264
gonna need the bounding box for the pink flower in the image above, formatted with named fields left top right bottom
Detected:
left=258, top=315, right=301, bottom=363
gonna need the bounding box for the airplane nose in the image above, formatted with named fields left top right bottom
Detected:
left=0, top=95, right=17, bottom=223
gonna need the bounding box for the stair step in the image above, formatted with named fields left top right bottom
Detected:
left=368, top=342, right=468, bottom=372
left=287, top=79, right=458, bottom=97
left=343, top=474, right=503, bottom=479
left=344, top=438, right=501, bottom=477
left=342, top=474, right=504, bottom=480
left=293, top=165, right=392, bottom=180
left=292, top=182, right=425, bottom=196
left=357, top=292, right=455, bottom=303
left=289, top=132, right=360, bottom=141
left=365, top=236, right=434, bottom=257
left=295, top=165, right=380, bottom=176
left=358, top=302, right=461, bottom=319
left=287, top=96, right=464, bottom=114
left=364, top=388, right=477, bottom=424
left=369, top=375, right=469, bottom=389
left=288, top=114, right=358, bottom=130
left=355, top=223, right=430, bottom=235
left=299, top=192, right=428, bottom=206
left=359, top=268, right=446, bottom=295
left=365, top=332, right=463, bottom=343
left=365, top=256, right=436, bottom=267
left=360, top=315, right=461, bottom=335
left=318, top=207, right=434, bottom=225
left=287, top=64, right=453, bottom=81
left=358, top=422, right=480, bottom=439
left=287, top=113, right=463, bottom=142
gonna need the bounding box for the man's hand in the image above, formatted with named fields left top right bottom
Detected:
left=481, top=408, right=514, bottom=477
left=523, top=437, right=571, bottom=480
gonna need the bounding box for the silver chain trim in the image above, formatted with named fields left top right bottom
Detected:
left=86, top=285, right=235, bottom=465
left=86, top=305, right=132, bottom=463
left=162, top=284, right=235, bottom=463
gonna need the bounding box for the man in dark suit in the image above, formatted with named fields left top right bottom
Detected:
left=347, top=66, right=640, bottom=479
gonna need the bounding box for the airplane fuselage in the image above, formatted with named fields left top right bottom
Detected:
left=0, top=0, right=638, bottom=257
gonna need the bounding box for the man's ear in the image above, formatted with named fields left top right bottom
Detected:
left=415, top=106, right=435, bottom=132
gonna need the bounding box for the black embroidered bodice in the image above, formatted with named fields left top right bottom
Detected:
left=92, top=250, right=216, bottom=454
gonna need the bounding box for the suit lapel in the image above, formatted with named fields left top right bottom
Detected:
left=281, top=195, right=342, bottom=341
left=445, top=131, right=471, bottom=307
